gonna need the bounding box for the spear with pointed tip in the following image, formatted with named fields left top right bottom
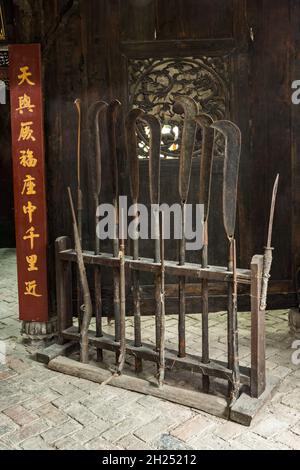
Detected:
left=211, top=120, right=242, bottom=402
left=260, top=175, right=279, bottom=311
left=195, top=113, right=215, bottom=393
left=88, top=100, right=108, bottom=361
left=74, top=98, right=83, bottom=329
left=174, top=96, right=198, bottom=358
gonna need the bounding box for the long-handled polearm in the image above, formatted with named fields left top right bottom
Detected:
left=212, top=120, right=242, bottom=403
left=108, top=100, right=122, bottom=346
left=126, top=108, right=144, bottom=373
left=158, top=213, right=166, bottom=387
left=139, top=114, right=162, bottom=355
left=260, top=175, right=279, bottom=311
left=195, top=113, right=214, bottom=393
left=74, top=99, right=83, bottom=329
left=88, top=100, right=108, bottom=361
left=174, top=96, right=198, bottom=358
left=68, top=187, right=93, bottom=364
left=74, top=99, right=83, bottom=243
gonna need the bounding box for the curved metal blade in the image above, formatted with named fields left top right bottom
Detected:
left=139, top=114, right=161, bottom=205
left=107, top=100, right=122, bottom=201
left=88, top=100, right=108, bottom=199
left=195, top=113, right=214, bottom=222
left=174, top=96, right=198, bottom=203
left=211, top=120, right=241, bottom=240
left=126, top=108, right=144, bottom=202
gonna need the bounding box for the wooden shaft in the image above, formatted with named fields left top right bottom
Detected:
left=202, top=221, right=210, bottom=392
left=117, top=240, right=126, bottom=373
left=113, top=201, right=121, bottom=343
left=158, top=215, right=166, bottom=387
left=178, top=202, right=186, bottom=358
left=251, top=255, right=266, bottom=398
left=228, top=239, right=240, bottom=402
left=132, top=202, right=142, bottom=372
left=94, top=196, right=103, bottom=362
left=68, top=188, right=93, bottom=365
left=154, top=209, right=161, bottom=352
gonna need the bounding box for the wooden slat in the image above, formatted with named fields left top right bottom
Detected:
left=58, top=249, right=252, bottom=283
left=62, top=326, right=252, bottom=385
left=49, top=356, right=229, bottom=419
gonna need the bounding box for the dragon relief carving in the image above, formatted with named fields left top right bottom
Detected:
left=128, top=56, right=230, bottom=160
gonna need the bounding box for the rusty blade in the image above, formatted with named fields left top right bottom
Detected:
left=195, top=113, right=214, bottom=222
left=174, top=96, right=198, bottom=203
left=140, top=114, right=161, bottom=206
left=107, top=100, right=122, bottom=201
left=267, top=174, right=279, bottom=248
left=211, top=120, right=241, bottom=240
left=88, top=100, right=108, bottom=199
left=126, top=108, right=144, bottom=202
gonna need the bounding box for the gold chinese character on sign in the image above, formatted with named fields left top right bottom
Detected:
left=23, top=226, right=40, bottom=250
left=18, top=122, right=36, bottom=142
left=19, top=149, right=37, bottom=168
left=16, top=94, right=35, bottom=114
left=26, top=255, right=38, bottom=272
left=18, top=66, right=35, bottom=86
left=21, top=175, right=36, bottom=196
left=24, top=281, right=42, bottom=298
left=23, top=201, right=37, bottom=224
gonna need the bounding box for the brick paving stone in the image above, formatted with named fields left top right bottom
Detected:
left=54, top=436, right=86, bottom=450
left=171, top=415, right=215, bottom=442
left=275, top=430, right=300, bottom=450
left=35, top=403, right=69, bottom=426
left=102, top=417, right=145, bottom=443
left=4, top=419, right=50, bottom=446
left=21, top=436, right=54, bottom=450
left=134, top=416, right=177, bottom=443
left=214, top=421, right=244, bottom=441
left=0, top=439, right=10, bottom=450
left=252, top=415, right=291, bottom=438
left=4, top=405, right=39, bottom=427
left=65, top=403, right=98, bottom=426
left=85, top=437, right=123, bottom=450
left=154, top=434, right=193, bottom=451
left=72, top=421, right=110, bottom=445
left=42, top=419, right=83, bottom=445
left=0, top=413, right=19, bottom=438
left=118, top=434, right=154, bottom=450
left=22, top=390, right=60, bottom=411
left=234, top=431, right=289, bottom=450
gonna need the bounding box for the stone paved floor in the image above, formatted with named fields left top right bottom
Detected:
left=0, top=248, right=300, bottom=450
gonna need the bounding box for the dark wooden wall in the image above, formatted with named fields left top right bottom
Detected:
left=5, top=0, right=300, bottom=315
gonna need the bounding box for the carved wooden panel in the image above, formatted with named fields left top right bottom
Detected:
left=128, top=56, right=230, bottom=159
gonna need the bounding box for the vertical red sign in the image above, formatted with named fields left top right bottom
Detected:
left=9, top=44, right=49, bottom=322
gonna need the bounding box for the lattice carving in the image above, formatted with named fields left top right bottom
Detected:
left=128, top=57, right=230, bottom=159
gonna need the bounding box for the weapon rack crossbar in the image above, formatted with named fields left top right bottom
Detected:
left=49, top=236, right=280, bottom=425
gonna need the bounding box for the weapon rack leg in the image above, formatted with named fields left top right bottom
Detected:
left=95, top=266, right=103, bottom=362
left=202, top=282, right=210, bottom=392
left=251, top=255, right=266, bottom=398
left=118, top=242, right=127, bottom=373
left=228, top=240, right=240, bottom=402
left=113, top=236, right=121, bottom=364
left=56, top=237, right=73, bottom=345
left=178, top=205, right=186, bottom=358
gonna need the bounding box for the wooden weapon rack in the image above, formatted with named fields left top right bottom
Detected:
left=39, top=98, right=280, bottom=426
